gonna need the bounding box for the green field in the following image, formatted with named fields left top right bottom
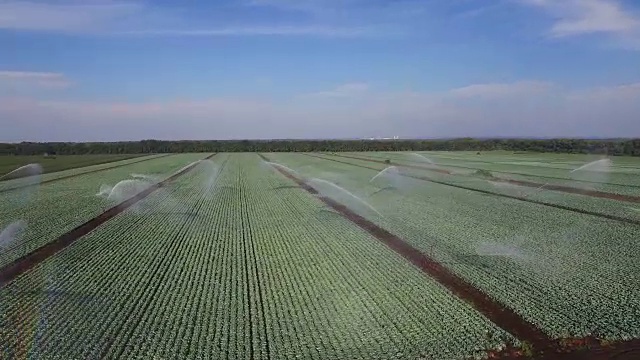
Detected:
left=0, top=152, right=639, bottom=359
left=0, top=154, right=145, bottom=180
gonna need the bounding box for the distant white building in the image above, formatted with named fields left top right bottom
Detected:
left=364, top=135, right=399, bottom=140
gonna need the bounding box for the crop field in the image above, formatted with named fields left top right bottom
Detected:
left=0, top=154, right=145, bottom=179
left=0, top=152, right=639, bottom=359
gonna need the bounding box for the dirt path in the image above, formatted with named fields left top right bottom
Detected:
left=305, top=153, right=640, bottom=226
left=490, top=337, right=640, bottom=359
left=497, top=178, right=640, bottom=203
left=0, top=154, right=215, bottom=288
left=0, top=154, right=172, bottom=195
left=329, top=153, right=640, bottom=204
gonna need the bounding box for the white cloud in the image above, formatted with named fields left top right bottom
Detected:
left=0, top=71, right=71, bottom=89
left=302, top=83, right=370, bottom=98
left=117, top=26, right=372, bottom=38
left=247, top=0, right=426, bottom=18
left=247, top=0, right=338, bottom=16
left=0, top=1, right=142, bottom=32
left=522, top=0, right=640, bottom=43
left=567, top=82, right=640, bottom=100
left=1, top=81, right=639, bottom=141
left=245, top=0, right=425, bottom=36
left=0, top=1, right=378, bottom=37
left=447, top=81, right=553, bottom=99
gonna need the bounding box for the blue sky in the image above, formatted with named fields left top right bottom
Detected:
left=1, top=0, right=639, bottom=141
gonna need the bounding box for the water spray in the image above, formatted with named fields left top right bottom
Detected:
left=570, top=159, right=612, bottom=173
left=104, top=179, right=152, bottom=203
left=474, top=242, right=528, bottom=260
left=0, top=163, right=42, bottom=253
left=0, top=220, right=27, bottom=251
left=487, top=181, right=529, bottom=197
left=409, top=153, right=435, bottom=164
left=523, top=183, right=549, bottom=198
left=308, top=178, right=383, bottom=217
left=370, top=166, right=399, bottom=183
left=0, top=163, right=43, bottom=182
left=263, top=161, right=301, bottom=177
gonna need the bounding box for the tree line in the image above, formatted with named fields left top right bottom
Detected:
left=0, top=138, right=639, bottom=156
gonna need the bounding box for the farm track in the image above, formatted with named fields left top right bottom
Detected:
left=257, top=153, right=553, bottom=351
left=491, top=338, right=640, bottom=359
left=0, top=153, right=216, bottom=289
left=329, top=153, right=640, bottom=203
left=307, top=154, right=640, bottom=226
left=0, top=154, right=172, bottom=194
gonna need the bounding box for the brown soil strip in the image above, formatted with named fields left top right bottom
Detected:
left=329, top=153, right=640, bottom=203
left=0, top=154, right=172, bottom=194
left=498, top=178, right=640, bottom=203
left=0, top=154, right=215, bottom=288
left=483, top=337, right=640, bottom=359
left=306, top=153, right=640, bottom=226
left=257, top=152, right=554, bottom=350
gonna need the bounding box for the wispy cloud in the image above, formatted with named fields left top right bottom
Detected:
left=247, top=0, right=423, bottom=17
left=118, top=26, right=372, bottom=38
left=447, top=81, right=553, bottom=99
left=302, top=83, right=370, bottom=98
left=521, top=0, right=640, bottom=44
left=246, top=0, right=426, bottom=32
left=567, top=82, right=640, bottom=100
left=0, top=71, right=71, bottom=89
left=0, top=1, right=379, bottom=37
left=246, top=0, right=333, bottom=16
left=0, top=1, right=143, bottom=32
left=453, top=2, right=505, bottom=20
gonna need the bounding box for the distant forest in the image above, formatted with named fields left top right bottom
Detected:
left=1, top=138, right=639, bottom=156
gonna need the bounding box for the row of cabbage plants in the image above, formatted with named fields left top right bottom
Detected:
left=0, top=154, right=164, bottom=192
left=270, top=152, right=640, bottom=340
left=0, top=153, right=205, bottom=268
left=250, top=153, right=514, bottom=359
left=321, top=152, right=640, bottom=223
left=354, top=151, right=640, bottom=195
left=0, top=157, right=218, bottom=359
left=1, top=153, right=510, bottom=360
